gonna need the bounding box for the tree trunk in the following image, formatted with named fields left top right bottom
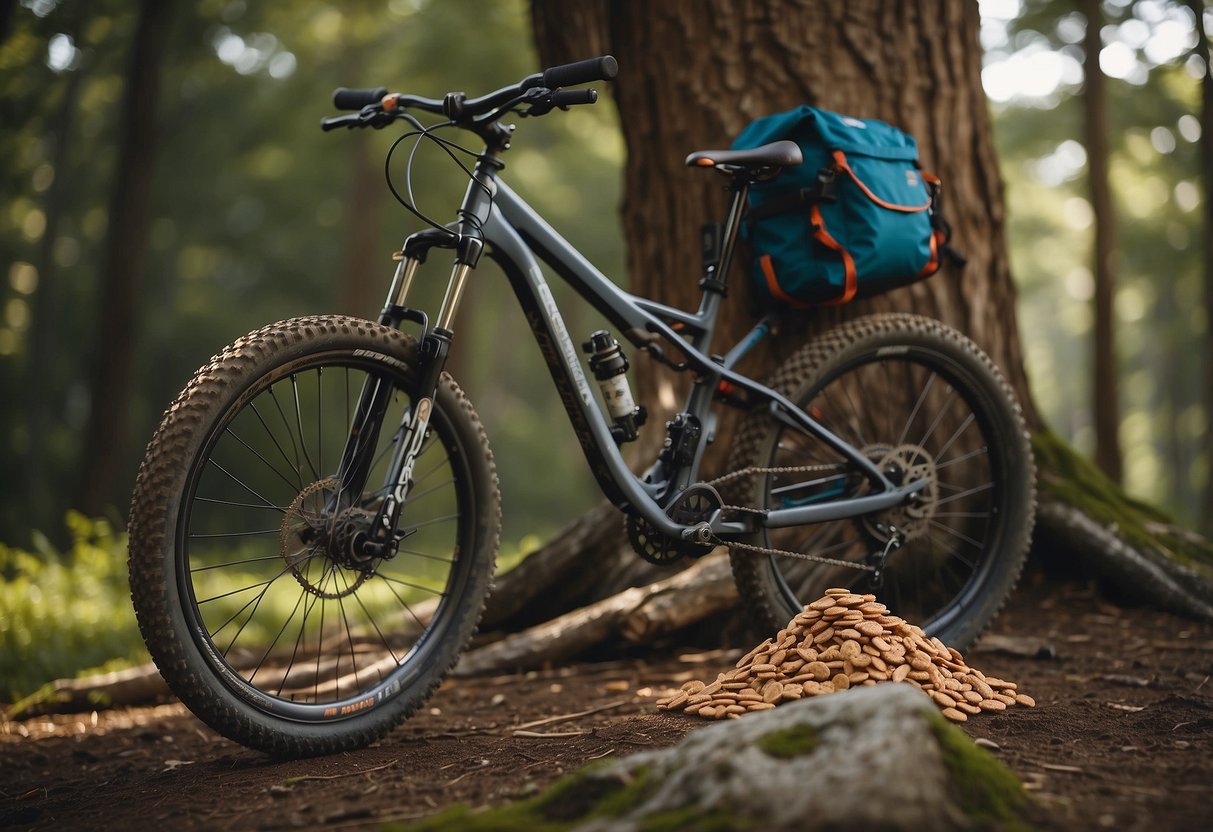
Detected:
left=1081, top=0, right=1123, bottom=485
left=518, top=0, right=1036, bottom=625
left=77, top=0, right=172, bottom=516
left=1189, top=0, right=1213, bottom=536
left=533, top=0, right=1036, bottom=461
left=336, top=115, right=382, bottom=320
left=26, top=50, right=84, bottom=540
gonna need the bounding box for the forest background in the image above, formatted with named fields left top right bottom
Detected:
left=0, top=0, right=1208, bottom=697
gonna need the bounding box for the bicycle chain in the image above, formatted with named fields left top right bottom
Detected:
left=701, top=463, right=877, bottom=573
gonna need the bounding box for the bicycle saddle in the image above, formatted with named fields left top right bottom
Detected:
left=685, top=140, right=802, bottom=170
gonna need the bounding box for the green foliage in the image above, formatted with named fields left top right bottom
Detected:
left=1, top=0, right=613, bottom=548
left=990, top=2, right=1209, bottom=528
left=0, top=513, right=148, bottom=702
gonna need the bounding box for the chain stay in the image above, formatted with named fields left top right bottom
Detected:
left=703, top=463, right=876, bottom=573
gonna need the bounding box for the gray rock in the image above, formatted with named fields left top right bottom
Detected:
left=570, top=684, right=1017, bottom=831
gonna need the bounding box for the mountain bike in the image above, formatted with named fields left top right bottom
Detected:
left=127, top=56, right=1036, bottom=757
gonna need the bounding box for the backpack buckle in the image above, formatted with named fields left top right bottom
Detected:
left=815, top=167, right=837, bottom=201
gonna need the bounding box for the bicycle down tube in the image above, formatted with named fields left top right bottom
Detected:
left=390, top=171, right=926, bottom=541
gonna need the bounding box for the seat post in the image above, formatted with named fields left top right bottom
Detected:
left=692, top=176, right=750, bottom=353
left=713, top=176, right=750, bottom=292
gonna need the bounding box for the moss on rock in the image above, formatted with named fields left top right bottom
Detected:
left=755, top=724, right=819, bottom=759
left=1032, top=428, right=1213, bottom=572
left=928, top=711, right=1031, bottom=831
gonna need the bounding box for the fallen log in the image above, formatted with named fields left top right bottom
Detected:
left=455, top=551, right=734, bottom=677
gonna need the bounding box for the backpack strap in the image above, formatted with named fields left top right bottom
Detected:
left=744, top=165, right=838, bottom=223
left=809, top=204, right=858, bottom=304
left=831, top=150, right=932, bottom=213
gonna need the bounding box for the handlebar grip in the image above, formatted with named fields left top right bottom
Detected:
left=551, top=88, right=598, bottom=107
left=321, top=116, right=354, bottom=131
left=541, top=55, right=618, bottom=88
left=333, top=86, right=387, bottom=110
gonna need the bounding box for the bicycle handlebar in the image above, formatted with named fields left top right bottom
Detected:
left=541, top=55, right=618, bottom=89
left=323, top=55, right=617, bottom=131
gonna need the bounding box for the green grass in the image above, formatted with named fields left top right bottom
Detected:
left=0, top=513, right=148, bottom=703
left=1, top=513, right=544, bottom=707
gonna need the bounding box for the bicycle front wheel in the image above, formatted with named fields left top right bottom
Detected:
left=128, top=316, right=500, bottom=757
left=727, top=313, right=1035, bottom=649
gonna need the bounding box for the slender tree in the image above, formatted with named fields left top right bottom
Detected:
left=76, top=0, right=172, bottom=515
left=1081, top=0, right=1123, bottom=484
left=1188, top=0, right=1213, bottom=534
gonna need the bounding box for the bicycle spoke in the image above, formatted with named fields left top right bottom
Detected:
left=396, top=547, right=455, bottom=564
left=290, top=374, right=322, bottom=483
left=896, top=370, right=936, bottom=446
left=915, top=384, right=958, bottom=449
left=189, top=528, right=280, bottom=539
left=195, top=496, right=287, bottom=513
left=205, top=460, right=284, bottom=513
left=376, top=571, right=429, bottom=631
left=267, top=389, right=308, bottom=488
left=925, top=527, right=978, bottom=570
left=334, top=570, right=360, bottom=694
left=936, top=445, right=988, bottom=468
left=928, top=518, right=985, bottom=551
left=190, top=553, right=286, bottom=573
left=402, top=513, right=458, bottom=533
left=221, top=427, right=301, bottom=495
left=377, top=572, right=448, bottom=598
left=351, top=583, right=404, bottom=666
left=317, top=368, right=324, bottom=478
left=934, top=481, right=995, bottom=506
left=248, top=585, right=309, bottom=687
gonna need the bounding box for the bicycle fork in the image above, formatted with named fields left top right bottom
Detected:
left=330, top=231, right=482, bottom=558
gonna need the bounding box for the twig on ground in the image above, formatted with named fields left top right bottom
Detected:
left=511, top=699, right=629, bottom=732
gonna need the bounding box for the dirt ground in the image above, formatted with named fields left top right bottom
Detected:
left=2, top=561, right=1212, bottom=831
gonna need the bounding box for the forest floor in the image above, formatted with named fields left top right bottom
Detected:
left=2, top=560, right=1211, bottom=831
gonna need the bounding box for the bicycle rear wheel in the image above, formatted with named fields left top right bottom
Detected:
left=727, top=313, right=1035, bottom=648
left=128, top=315, right=499, bottom=757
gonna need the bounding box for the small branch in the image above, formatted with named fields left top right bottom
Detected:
left=513, top=729, right=594, bottom=739
left=512, top=699, right=630, bottom=731
left=282, top=759, right=398, bottom=784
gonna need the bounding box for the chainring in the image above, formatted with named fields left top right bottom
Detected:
left=626, top=484, right=723, bottom=565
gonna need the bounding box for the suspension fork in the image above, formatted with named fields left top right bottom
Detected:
left=330, top=231, right=482, bottom=553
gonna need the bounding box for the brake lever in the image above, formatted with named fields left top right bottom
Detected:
left=520, top=87, right=599, bottom=118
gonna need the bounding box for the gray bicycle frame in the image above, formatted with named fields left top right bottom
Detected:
left=391, top=162, right=925, bottom=542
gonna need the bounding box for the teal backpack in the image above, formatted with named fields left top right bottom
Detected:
left=732, top=105, right=952, bottom=307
